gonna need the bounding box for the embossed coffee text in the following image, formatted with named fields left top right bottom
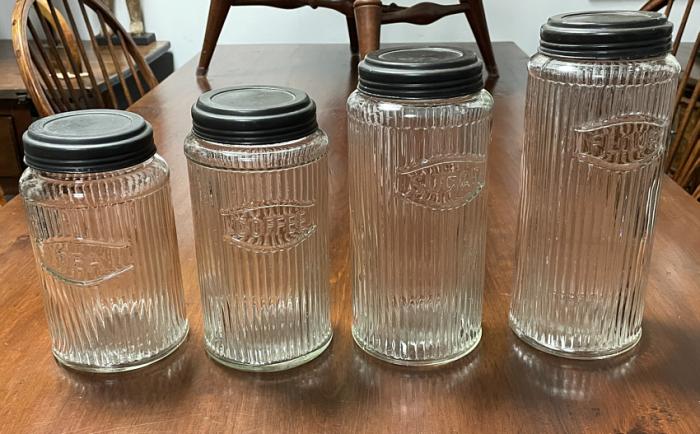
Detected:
left=221, top=201, right=316, bottom=252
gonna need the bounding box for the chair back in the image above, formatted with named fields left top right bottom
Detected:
left=641, top=0, right=699, bottom=195
left=12, top=0, right=158, bottom=116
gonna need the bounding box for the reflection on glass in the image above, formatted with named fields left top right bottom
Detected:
left=58, top=346, right=193, bottom=406
left=510, top=339, right=637, bottom=401
left=351, top=346, right=479, bottom=406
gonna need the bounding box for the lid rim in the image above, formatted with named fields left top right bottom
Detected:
left=357, top=45, right=485, bottom=100
left=25, top=149, right=157, bottom=174
left=22, top=109, right=157, bottom=174
left=357, top=84, right=484, bottom=100
left=191, top=85, right=318, bottom=145
left=539, top=10, right=673, bottom=60
left=192, top=122, right=319, bottom=145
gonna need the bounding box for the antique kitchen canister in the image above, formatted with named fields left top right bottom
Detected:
left=510, top=11, right=680, bottom=359
left=185, top=86, right=332, bottom=371
left=347, top=46, right=493, bottom=365
left=20, top=109, right=188, bottom=372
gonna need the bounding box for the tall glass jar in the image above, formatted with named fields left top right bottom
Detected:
left=347, top=46, right=493, bottom=366
left=185, top=86, right=331, bottom=371
left=510, top=11, right=681, bottom=359
left=20, top=109, right=188, bottom=372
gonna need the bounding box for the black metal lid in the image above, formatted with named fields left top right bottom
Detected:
left=358, top=45, right=484, bottom=99
left=191, top=86, right=318, bottom=144
left=539, top=11, right=673, bottom=60
left=23, top=109, right=156, bottom=173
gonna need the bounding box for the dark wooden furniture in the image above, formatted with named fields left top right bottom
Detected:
left=0, top=43, right=699, bottom=433
left=196, top=0, right=358, bottom=77
left=353, top=0, right=497, bottom=74
left=641, top=0, right=699, bottom=196
left=0, top=91, right=31, bottom=196
left=0, top=39, right=173, bottom=195
left=196, top=0, right=497, bottom=76
left=12, top=0, right=159, bottom=117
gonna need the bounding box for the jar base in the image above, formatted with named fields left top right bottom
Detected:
left=509, top=318, right=641, bottom=360
left=53, top=324, right=190, bottom=373
left=205, top=332, right=332, bottom=372
left=352, top=327, right=481, bottom=367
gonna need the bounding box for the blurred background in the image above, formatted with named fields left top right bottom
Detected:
left=0, top=0, right=698, bottom=201
left=1, top=0, right=698, bottom=67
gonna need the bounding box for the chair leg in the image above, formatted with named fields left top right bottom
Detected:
left=347, top=16, right=359, bottom=54
left=354, top=0, right=382, bottom=59
left=197, top=0, right=232, bottom=76
left=463, top=0, right=498, bottom=77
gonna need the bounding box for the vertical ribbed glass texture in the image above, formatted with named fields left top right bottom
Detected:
left=510, top=54, right=680, bottom=359
left=347, top=91, right=493, bottom=366
left=185, top=130, right=331, bottom=371
left=20, top=155, right=188, bottom=372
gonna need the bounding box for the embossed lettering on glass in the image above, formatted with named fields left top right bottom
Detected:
left=574, top=115, right=664, bottom=169
left=510, top=11, right=681, bottom=359
left=397, top=156, right=486, bottom=210
left=221, top=201, right=317, bottom=251
left=20, top=110, right=188, bottom=372
left=347, top=46, right=493, bottom=365
left=185, top=86, right=331, bottom=371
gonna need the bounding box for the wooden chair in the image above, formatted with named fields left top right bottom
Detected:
left=12, top=0, right=159, bottom=117
left=0, top=186, right=5, bottom=206
left=196, top=0, right=498, bottom=76
left=353, top=0, right=497, bottom=74
left=641, top=0, right=699, bottom=196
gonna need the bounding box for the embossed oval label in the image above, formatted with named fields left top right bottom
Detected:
left=221, top=201, right=316, bottom=252
left=39, top=238, right=133, bottom=286
left=396, top=156, right=485, bottom=210
left=574, top=115, right=665, bottom=170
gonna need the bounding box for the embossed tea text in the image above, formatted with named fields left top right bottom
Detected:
left=39, top=238, right=133, bottom=286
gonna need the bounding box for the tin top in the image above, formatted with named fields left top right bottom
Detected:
left=539, top=11, right=673, bottom=60
left=23, top=109, right=155, bottom=173
left=191, top=86, right=318, bottom=145
left=358, top=46, right=484, bottom=99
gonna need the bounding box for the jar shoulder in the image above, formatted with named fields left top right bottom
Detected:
left=184, top=129, right=328, bottom=170
left=527, top=53, right=681, bottom=84
left=20, top=155, right=170, bottom=206
left=348, top=90, right=493, bottom=110
left=347, top=90, right=493, bottom=127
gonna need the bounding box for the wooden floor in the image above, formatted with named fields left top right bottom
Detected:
left=0, top=43, right=699, bottom=433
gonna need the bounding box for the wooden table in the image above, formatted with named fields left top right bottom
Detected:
left=0, top=40, right=174, bottom=195
left=1, top=43, right=699, bottom=433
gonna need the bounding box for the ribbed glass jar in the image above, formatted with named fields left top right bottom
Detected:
left=510, top=12, right=681, bottom=359
left=348, top=46, right=493, bottom=366
left=20, top=111, right=188, bottom=372
left=185, top=86, right=331, bottom=371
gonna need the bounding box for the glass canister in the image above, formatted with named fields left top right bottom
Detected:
left=510, top=11, right=681, bottom=359
left=20, top=109, right=188, bottom=372
left=347, top=46, right=493, bottom=365
left=185, top=86, right=331, bottom=371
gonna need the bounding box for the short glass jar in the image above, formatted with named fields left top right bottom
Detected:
left=185, top=86, right=332, bottom=371
left=510, top=11, right=681, bottom=359
left=20, top=109, right=188, bottom=372
left=347, top=46, right=493, bottom=365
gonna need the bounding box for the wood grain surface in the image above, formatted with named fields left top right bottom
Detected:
left=0, top=43, right=699, bottom=433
